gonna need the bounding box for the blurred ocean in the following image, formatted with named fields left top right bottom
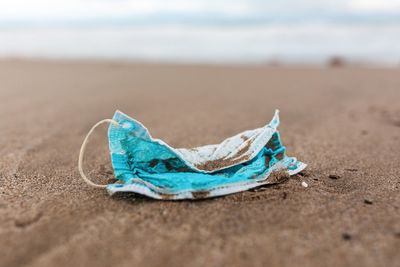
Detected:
left=1, top=1, right=400, bottom=65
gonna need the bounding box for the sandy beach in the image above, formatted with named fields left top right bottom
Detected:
left=0, top=59, right=399, bottom=267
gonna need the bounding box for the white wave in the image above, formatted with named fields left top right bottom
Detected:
left=0, top=23, right=399, bottom=64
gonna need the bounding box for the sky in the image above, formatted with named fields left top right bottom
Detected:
left=0, top=0, right=399, bottom=22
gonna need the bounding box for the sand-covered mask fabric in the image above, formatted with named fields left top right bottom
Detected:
left=78, top=110, right=306, bottom=200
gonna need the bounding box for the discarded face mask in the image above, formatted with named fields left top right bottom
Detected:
left=78, top=110, right=306, bottom=200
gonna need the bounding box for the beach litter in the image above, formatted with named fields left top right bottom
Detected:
left=78, top=110, right=306, bottom=200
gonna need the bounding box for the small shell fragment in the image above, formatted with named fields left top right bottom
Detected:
left=301, top=181, right=309, bottom=188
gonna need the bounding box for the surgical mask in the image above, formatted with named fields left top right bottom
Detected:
left=78, top=110, right=306, bottom=200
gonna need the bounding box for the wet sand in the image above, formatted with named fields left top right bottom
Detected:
left=0, top=60, right=399, bottom=267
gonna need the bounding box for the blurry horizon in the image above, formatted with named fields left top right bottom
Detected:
left=1, top=0, right=400, bottom=65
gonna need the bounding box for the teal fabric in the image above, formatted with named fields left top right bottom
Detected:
left=107, top=111, right=301, bottom=194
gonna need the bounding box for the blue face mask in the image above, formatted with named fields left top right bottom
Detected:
left=78, top=110, right=306, bottom=200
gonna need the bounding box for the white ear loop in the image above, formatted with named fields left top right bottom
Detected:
left=78, top=119, right=119, bottom=188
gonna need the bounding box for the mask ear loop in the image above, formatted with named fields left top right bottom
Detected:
left=78, top=119, right=120, bottom=188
